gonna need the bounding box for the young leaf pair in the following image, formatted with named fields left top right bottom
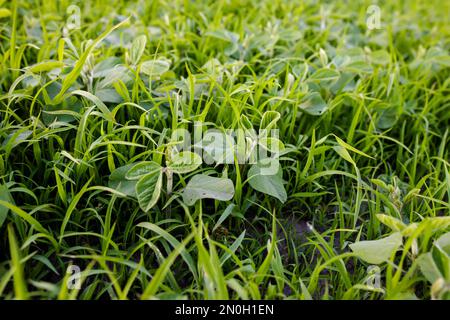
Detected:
left=241, top=111, right=287, bottom=203
left=125, top=151, right=201, bottom=212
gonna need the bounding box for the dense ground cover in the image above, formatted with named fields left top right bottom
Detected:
left=0, top=0, right=449, bottom=300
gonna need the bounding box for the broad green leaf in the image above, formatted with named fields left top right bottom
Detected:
left=435, top=232, right=450, bottom=279
left=425, top=47, right=450, bottom=67
left=141, top=59, right=171, bottom=78
left=298, top=92, right=328, bottom=116
left=435, top=232, right=450, bottom=256
left=248, top=158, right=286, bottom=203
left=205, top=29, right=239, bottom=43
left=418, top=232, right=450, bottom=284
left=202, top=58, right=224, bottom=82
left=205, top=29, right=239, bottom=55
left=330, top=72, right=356, bottom=94
left=22, top=74, right=41, bottom=88
left=135, top=170, right=163, bottom=212
left=376, top=106, right=399, bottom=129
left=94, top=88, right=123, bottom=103
left=342, top=60, right=373, bottom=74
left=108, top=164, right=138, bottom=197
left=370, top=50, right=390, bottom=66
left=182, top=175, right=234, bottom=206
left=417, top=252, right=443, bottom=283
left=350, top=232, right=403, bottom=264
left=200, top=131, right=235, bottom=164
left=129, top=35, right=147, bottom=65
left=96, top=65, right=132, bottom=88
left=292, top=63, right=308, bottom=79
left=92, top=57, right=122, bottom=78
left=167, top=151, right=202, bottom=174
left=126, top=161, right=161, bottom=180
left=308, top=68, right=340, bottom=83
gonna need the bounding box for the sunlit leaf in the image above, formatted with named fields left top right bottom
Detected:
left=141, top=59, right=171, bottom=78
left=129, top=35, right=147, bottom=65
left=108, top=164, right=138, bottom=197
left=182, top=175, right=234, bottom=206
left=350, top=232, right=403, bottom=264
left=135, top=170, right=163, bottom=212
left=248, top=158, right=286, bottom=203
left=126, top=161, right=161, bottom=180
left=167, top=151, right=202, bottom=174
left=298, top=92, right=328, bottom=116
